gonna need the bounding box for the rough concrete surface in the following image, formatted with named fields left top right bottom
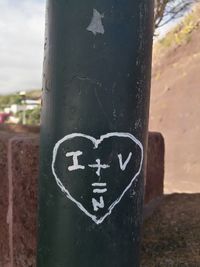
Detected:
left=0, top=133, right=12, bottom=267
left=11, top=137, right=39, bottom=267
left=141, top=193, right=200, bottom=266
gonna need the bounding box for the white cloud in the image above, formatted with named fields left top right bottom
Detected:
left=0, top=0, right=45, bottom=94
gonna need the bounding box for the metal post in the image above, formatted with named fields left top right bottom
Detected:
left=37, top=0, right=154, bottom=266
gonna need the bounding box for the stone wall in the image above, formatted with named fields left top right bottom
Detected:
left=0, top=129, right=164, bottom=267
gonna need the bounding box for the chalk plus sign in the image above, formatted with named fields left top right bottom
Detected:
left=88, top=159, right=110, bottom=176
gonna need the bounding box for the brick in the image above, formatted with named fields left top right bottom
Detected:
left=11, top=137, right=39, bottom=267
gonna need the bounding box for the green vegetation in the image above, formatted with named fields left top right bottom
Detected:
left=26, top=107, right=41, bottom=125
left=17, top=107, right=41, bottom=125
left=154, top=4, right=200, bottom=57
left=154, top=0, right=199, bottom=31
left=0, top=93, right=22, bottom=110
left=0, top=89, right=41, bottom=110
left=0, top=90, right=41, bottom=125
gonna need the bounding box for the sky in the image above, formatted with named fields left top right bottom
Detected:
left=0, top=0, right=45, bottom=94
left=0, top=0, right=181, bottom=95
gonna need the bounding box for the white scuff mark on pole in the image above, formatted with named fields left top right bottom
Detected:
left=87, top=9, right=105, bottom=35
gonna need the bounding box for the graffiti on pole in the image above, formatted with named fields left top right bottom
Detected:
left=52, top=132, right=143, bottom=224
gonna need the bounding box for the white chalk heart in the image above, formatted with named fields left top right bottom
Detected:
left=52, top=132, right=143, bottom=224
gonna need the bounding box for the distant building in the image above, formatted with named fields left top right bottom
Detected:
left=4, top=99, right=41, bottom=114
left=4, top=104, right=24, bottom=114
left=24, top=99, right=41, bottom=110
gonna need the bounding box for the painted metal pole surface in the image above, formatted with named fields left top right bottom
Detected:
left=37, top=0, right=154, bottom=266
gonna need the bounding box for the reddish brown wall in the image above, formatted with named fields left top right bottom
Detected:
left=0, top=131, right=164, bottom=267
left=145, top=132, right=165, bottom=204
left=0, top=133, right=13, bottom=267
left=12, top=137, right=39, bottom=267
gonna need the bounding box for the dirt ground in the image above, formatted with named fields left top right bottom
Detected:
left=141, top=193, right=200, bottom=266
left=149, top=21, right=200, bottom=194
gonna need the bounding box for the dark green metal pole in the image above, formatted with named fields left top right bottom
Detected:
left=37, top=0, right=154, bottom=266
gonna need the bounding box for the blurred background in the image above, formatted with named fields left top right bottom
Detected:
left=0, top=1, right=199, bottom=265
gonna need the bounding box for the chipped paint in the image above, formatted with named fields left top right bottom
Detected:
left=87, top=9, right=105, bottom=35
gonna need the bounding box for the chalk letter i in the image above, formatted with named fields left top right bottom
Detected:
left=66, top=151, right=85, bottom=171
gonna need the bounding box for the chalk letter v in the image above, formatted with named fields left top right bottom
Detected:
left=118, top=152, right=132, bottom=171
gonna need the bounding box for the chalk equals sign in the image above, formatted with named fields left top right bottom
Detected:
left=92, top=183, right=107, bottom=211
left=92, top=183, right=107, bottom=193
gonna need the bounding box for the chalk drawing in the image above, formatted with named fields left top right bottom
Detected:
left=92, top=183, right=107, bottom=187
left=92, top=182, right=107, bottom=211
left=88, top=159, right=110, bottom=176
left=66, top=151, right=85, bottom=171
left=92, top=182, right=107, bottom=212
left=118, top=152, right=133, bottom=171
left=93, top=188, right=107, bottom=194
left=87, top=9, right=105, bottom=35
left=92, top=196, right=105, bottom=211
left=52, top=132, right=144, bottom=224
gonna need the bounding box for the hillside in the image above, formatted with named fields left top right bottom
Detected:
left=150, top=5, right=200, bottom=193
